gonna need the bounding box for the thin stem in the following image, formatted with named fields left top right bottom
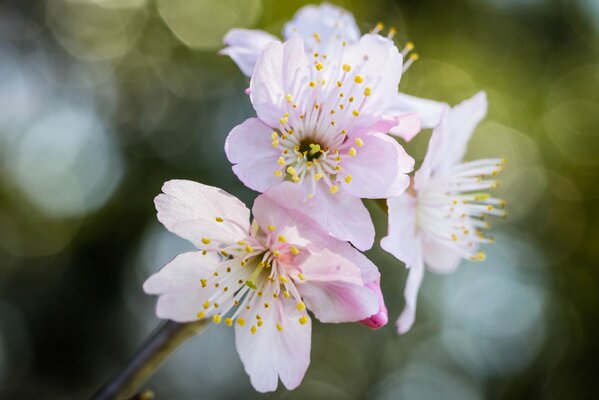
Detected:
left=91, top=319, right=210, bottom=400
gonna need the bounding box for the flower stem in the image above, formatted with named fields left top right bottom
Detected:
left=91, top=319, right=210, bottom=400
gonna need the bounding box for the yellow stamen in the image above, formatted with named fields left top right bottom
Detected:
left=330, top=185, right=339, bottom=194
left=212, top=314, right=222, bottom=324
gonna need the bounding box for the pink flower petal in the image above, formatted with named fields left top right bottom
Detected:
left=295, top=248, right=378, bottom=323
left=249, top=37, right=310, bottom=128
left=341, top=131, right=414, bottom=199
left=235, top=299, right=311, bottom=392
left=371, top=113, right=422, bottom=142
left=155, top=180, right=250, bottom=248
left=257, top=183, right=381, bottom=282
left=341, top=34, right=403, bottom=128
left=220, top=28, right=279, bottom=77
left=225, top=118, right=284, bottom=192
left=388, top=93, right=448, bottom=128
left=359, top=280, right=388, bottom=330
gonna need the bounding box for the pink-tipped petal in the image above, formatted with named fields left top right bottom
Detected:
left=396, top=259, right=425, bottom=335
left=225, top=118, right=284, bottom=192
left=235, top=299, right=311, bottom=392
left=388, top=93, right=447, bottom=129
left=257, top=183, right=381, bottom=282
left=220, top=28, right=278, bottom=77
left=371, top=112, right=422, bottom=142
left=341, top=131, right=414, bottom=199
left=359, top=280, right=388, bottom=329
left=295, top=249, right=378, bottom=323
left=155, top=180, right=250, bottom=248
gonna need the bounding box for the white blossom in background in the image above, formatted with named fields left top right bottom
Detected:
left=381, top=92, right=507, bottom=334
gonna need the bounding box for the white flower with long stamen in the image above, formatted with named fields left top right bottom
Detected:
left=380, top=91, right=507, bottom=334
left=221, top=2, right=447, bottom=130
left=143, top=180, right=381, bottom=392
left=225, top=34, right=416, bottom=250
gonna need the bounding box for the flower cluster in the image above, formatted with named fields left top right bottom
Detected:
left=143, top=2, right=506, bottom=393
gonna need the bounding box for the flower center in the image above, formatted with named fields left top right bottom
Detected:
left=196, top=226, right=310, bottom=333
left=298, top=139, right=323, bottom=162
left=416, top=158, right=507, bottom=261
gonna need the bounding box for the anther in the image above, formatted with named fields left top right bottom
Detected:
left=215, top=217, right=224, bottom=223
left=201, top=238, right=211, bottom=244
left=330, top=185, right=339, bottom=194
left=212, top=314, right=222, bottom=324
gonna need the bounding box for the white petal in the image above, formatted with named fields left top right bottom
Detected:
left=387, top=93, right=447, bottom=128
left=220, top=28, right=279, bottom=77
left=235, top=299, right=311, bottom=392
left=421, top=232, right=463, bottom=274
left=415, top=91, right=488, bottom=188
left=396, top=258, right=425, bottom=334
left=380, top=194, right=422, bottom=267
left=283, top=3, right=360, bottom=55
left=155, top=180, right=250, bottom=248
left=340, top=34, right=403, bottom=128
left=143, top=251, right=221, bottom=322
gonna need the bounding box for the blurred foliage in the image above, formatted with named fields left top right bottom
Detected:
left=0, top=0, right=598, bottom=399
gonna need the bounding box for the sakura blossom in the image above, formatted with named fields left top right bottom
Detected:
left=221, top=2, right=447, bottom=129
left=225, top=34, right=415, bottom=250
left=380, top=91, right=507, bottom=334
left=143, top=180, right=384, bottom=392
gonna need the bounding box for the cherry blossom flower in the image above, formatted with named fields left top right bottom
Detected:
left=143, top=180, right=383, bottom=392
left=221, top=2, right=446, bottom=129
left=380, top=92, right=507, bottom=334
left=225, top=34, right=415, bottom=250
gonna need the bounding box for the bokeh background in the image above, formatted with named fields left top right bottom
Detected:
left=0, top=0, right=598, bottom=398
